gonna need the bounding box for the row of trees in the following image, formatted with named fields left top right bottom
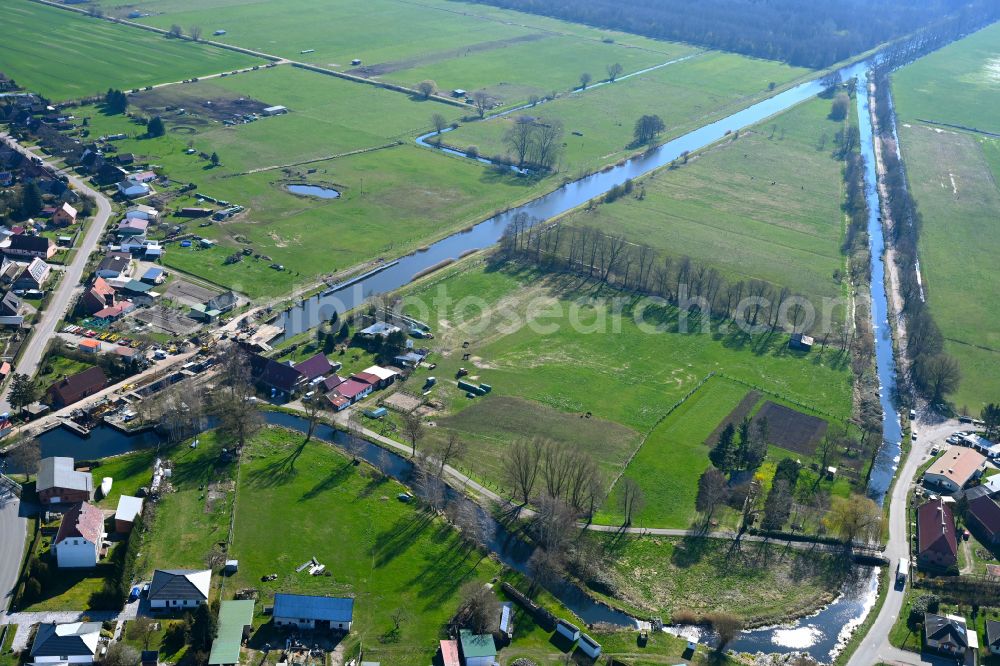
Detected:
left=167, top=24, right=203, bottom=41
left=466, top=0, right=1000, bottom=68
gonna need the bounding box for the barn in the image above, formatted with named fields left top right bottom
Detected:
left=272, top=594, right=354, bottom=631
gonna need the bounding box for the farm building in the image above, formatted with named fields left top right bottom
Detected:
left=555, top=619, right=580, bottom=642
left=0, top=292, right=21, bottom=318
left=923, top=447, right=987, bottom=493
left=987, top=621, right=1000, bottom=656
left=439, top=640, right=459, bottom=666
left=262, top=106, right=288, bottom=116
left=960, top=433, right=1000, bottom=459
left=148, top=569, right=212, bottom=609
left=294, top=352, right=339, bottom=381
left=272, top=593, right=354, bottom=631
left=358, top=322, right=400, bottom=339
left=115, top=495, right=144, bottom=533
left=126, top=204, right=158, bottom=221
left=30, top=622, right=102, bottom=665
left=207, top=600, right=254, bottom=666
left=966, top=495, right=1000, bottom=546
left=54, top=502, right=106, bottom=568
left=117, top=179, right=152, bottom=199
left=141, top=267, right=166, bottom=284
left=917, top=498, right=958, bottom=571
left=37, top=457, right=94, bottom=504
left=578, top=634, right=602, bottom=659
left=458, top=630, right=496, bottom=666
left=360, top=365, right=398, bottom=389
left=52, top=202, right=78, bottom=226
left=248, top=353, right=307, bottom=397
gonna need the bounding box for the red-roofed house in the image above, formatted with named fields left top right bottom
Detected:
left=325, top=394, right=350, bottom=411
left=54, top=502, right=106, bottom=568
left=917, top=498, right=958, bottom=571
left=82, top=277, right=116, bottom=314
left=967, top=495, right=1000, bottom=547
left=93, top=301, right=134, bottom=322
left=130, top=170, right=157, bottom=183
left=294, top=353, right=338, bottom=381
left=333, top=379, right=371, bottom=404
left=48, top=367, right=108, bottom=407
left=52, top=202, right=78, bottom=226
left=321, top=375, right=345, bottom=393
left=351, top=371, right=381, bottom=387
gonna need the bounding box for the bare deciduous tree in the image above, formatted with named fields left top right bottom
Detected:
left=417, top=80, right=436, bottom=99
left=207, top=343, right=262, bottom=449
left=401, top=411, right=424, bottom=456
left=579, top=72, right=592, bottom=90
left=431, top=112, right=447, bottom=135
left=455, top=581, right=500, bottom=634
left=503, top=438, right=541, bottom=505
left=168, top=24, right=183, bottom=38
left=695, top=467, right=728, bottom=523
left=189, top=25, right=202, bottom=41
left=472, top=91, right=492, bottom=119
left=430, top=431, right=468, bottom=478
left=7, top=438, right=40, bottom=482
left=606, top=62, right=624, bottom=82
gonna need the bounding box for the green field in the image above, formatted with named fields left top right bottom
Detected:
left=398, top=262, right=852, bottom=524
left=228, top=427, right=501, bottom=666
left=0, top=0, right=259, bottom=101
left=95, top=0, right=694, bottom=107
left=443, top=51, right=811, bottom=173
left=554, top=96, right=853, bottom=308
left=893, top=21, right=1000, bottom=133
left=892, top=23, right=1000, bottom=410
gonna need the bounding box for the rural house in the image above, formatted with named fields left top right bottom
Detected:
left=125, top=204, right=158, bottom=221
left=293, top=353, right=340, bottom=382
left=328, top=378, right=371, bottom=404
left=986, top=620, right=1000, bottom=656
left=966, top=494, right=1000, bottom=546
left=117, top=218, right=149, bottom=237
left=95, top=253, right=132, bottom=280
left=4, top=233, right=56, bottom=260
left=82, top=277, right=117, bottom=314
left=54, top=501, right=106, bottom=568
left=14, top=257, right=51, bottom=291
left=923, top=447, right=987, bottom=493
left=114, top=495, right=144, bottom=533
left=117, top=178, right=152, bottom=199
left=248, top=353, right=306, bottom=397
left=37, top=456, right=94, bottom=504
left=916, top=498, right=958, bottom=571
left=207, top=600, right=254, bottom=666
left=52, top=201, right=78, bottom=225
left=92, top=300, right=135, bottom=323
left=458, top=629, right=496, bottom=666
left=30, top=622, right=102, bottom=665
left=358, top=322, right=401, bottom=339
left=360, top=365, right=399, bottom=389
left=0, top=291, right=21, bottom=318
left=48, top=366, right=108, bottom=407
left=924, top=613, right=969, bottom=657
left=272, top=593, right=354, bottom=631
left=148, top=569, right=212, bottom=609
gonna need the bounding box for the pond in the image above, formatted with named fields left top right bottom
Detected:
left=286, top=184, right=341, bottom=199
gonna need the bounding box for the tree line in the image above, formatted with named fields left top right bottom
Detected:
left=467, top=0, right=1000, bottom=69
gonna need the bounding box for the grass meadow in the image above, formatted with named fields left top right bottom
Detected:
left=555, top=95, right=853, bottom=307
left=0, top=0, right=259, bottom=101
left=895, top=125, right=1000, bottom=410
left=892, top=22, right=1000, bottom=410
left=443, top=51, right=812, bottom=173
left=398, top=261, right=853, bottom=525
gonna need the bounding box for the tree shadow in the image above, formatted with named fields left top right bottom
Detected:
left=299, top=461, right=353, bottom=501
left=243, top=445, right=306, bottom=489
left=355, top=473, right=389, bottom=499
left=372, top=508, right=435, bottom=567
left=670, top=533, right=712, bottom=568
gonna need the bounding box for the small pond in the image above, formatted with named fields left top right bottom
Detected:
left=286, top=184, right=340, bottom=199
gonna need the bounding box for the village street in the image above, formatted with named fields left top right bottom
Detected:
left=0, top=132, right=115, bottom=414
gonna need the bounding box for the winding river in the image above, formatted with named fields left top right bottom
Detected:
left=19, top=53, right=911, bottom=663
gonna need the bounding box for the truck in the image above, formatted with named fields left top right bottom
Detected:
left=896, top=557, right=909, bottom=587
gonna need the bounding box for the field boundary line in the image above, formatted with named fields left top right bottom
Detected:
left=715, top=371, right=844, bottom=421
left=234, top=141, right=404, bottom=175
left=914, top=117, right=1000, bottom=138
left=290, top=63, right=468, bottom=108
left=603, top=371, right=717, bottom=498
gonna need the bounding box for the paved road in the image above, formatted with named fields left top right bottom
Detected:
left=0, top=133, right=115, bottom=413
left=847, top=416, right=963, bottom=666
left=0, top=491, right=27, bottom=618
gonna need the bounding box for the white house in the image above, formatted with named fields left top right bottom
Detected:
left=924, top=448, right=987, bottom=494
left=30, top=622, right=102, bottom=665
left=273, top=594, right=353, bottom=631
left=54, top=502, right=106, bottom=568
left=115, top=494, right=143, bottom=533
left=117, top=179, right=152, bottom=199
left=148, top=569, right=211, bottom=609
left=125, top=204, right=159, bottom=221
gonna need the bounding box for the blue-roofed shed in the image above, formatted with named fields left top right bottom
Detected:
left=142, top=267, right=165, bottom=284
left=273, top=593, right=354, bottom=631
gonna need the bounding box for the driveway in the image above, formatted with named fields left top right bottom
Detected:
left=0, top=133, right=115, bottom=413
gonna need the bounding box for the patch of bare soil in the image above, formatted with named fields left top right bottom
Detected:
left=347, top=33, right=547, bottom=77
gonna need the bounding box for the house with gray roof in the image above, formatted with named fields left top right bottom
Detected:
left=30, top=622, right=102, bottom=665
left=148, top=569, right=211, bottom=609
left=273, top=593, right=354, bottom=631
left=37, top=457, right=94, bottom=505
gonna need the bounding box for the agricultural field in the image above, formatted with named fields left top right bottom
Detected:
left=0, top=0, right=260, bottom=101
left=443, top=51, right=812, bottom=174
left=892, top=22, right=1000, bottom=410
left=553, top=96, right=855, bottom=309
left=398, top=261, right=854, bottom=525
left=94, top=0, right=694, bottom=106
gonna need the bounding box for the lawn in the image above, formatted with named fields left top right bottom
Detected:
left=591, top=534, right=850, bottom=626
left=554, top=95, right=853, bottom=308
left=36, top=353, right=95, bottom=387
left=892, top=21, right=1000, bottom=133
left=20, top=535, right=119, bottom=612
left=891, top=22, right=1000, bottom=410
left=227, top=427, right=501, bottom=666
left=443, top=50, right=812, bottom=174
left=91, top=449, right=158, bottom=509
left=0, top=0, right=260, bottom=101
left=395, top=261, right=853, bottom=522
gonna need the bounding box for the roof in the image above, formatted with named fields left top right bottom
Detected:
left=97, top=253, right=130, bottom=275
left=362, top=366, right=398, bottom=381
left=321, top=375, right=345, bottom=392
left=208, top=600, right=255, bottom=665
left=38, top=457, right=94, bottom=493
left=58, top=202, right=78, bottom=218
left=440, top=640, right=460, bottom=666
left=142, top=267, right=164, bottom=280
left=115, top=495, right=144, bottom=523
left=8, top=234, right=51, bottom=252
left=20, top=257, right=50, bottom=284
left=925, top=613, right=967, bottom=649
left=968, top=495, right=1000, bottom=538
left=122, top=279, right=154, bottom=293
left=925, top=447, right=986, bottom=488
left=0, top=291, right=20, bottom=316
left=273, top=594, right=354, bottom=623
left=79, top=338, right=101, bottom=349
left=987, top=620, right=1000, bottom=650
left=334, top=379, right=370, bottom=400
left=917, top=498, right=958, bottom=560
left=359, top=322, right=400, bottom=336
left=55, top=502, right=104, bottom=546
left=90, top=276, right=116, bottom=297
left=118, top=218, right=149, bottom=232
left=294, top=353, right=335, bottom=380
left=94, top=301, right=133, bottom=319
left=459, top=630, right=496, bottom=659
left=249, top=354, right=304, bottom=392
left=31, top=622, right=102, bottom=657
left=351, top=371, right=381, bottom=386
left=148, top=569, right=211, bottom=602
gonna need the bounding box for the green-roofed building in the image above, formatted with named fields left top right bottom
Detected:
left=459, top=629, right=496, bottom=666
left=208, top=600, right=255, bottom=665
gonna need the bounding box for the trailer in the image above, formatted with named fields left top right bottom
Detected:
left=896, top=557, right=909, bottom=587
